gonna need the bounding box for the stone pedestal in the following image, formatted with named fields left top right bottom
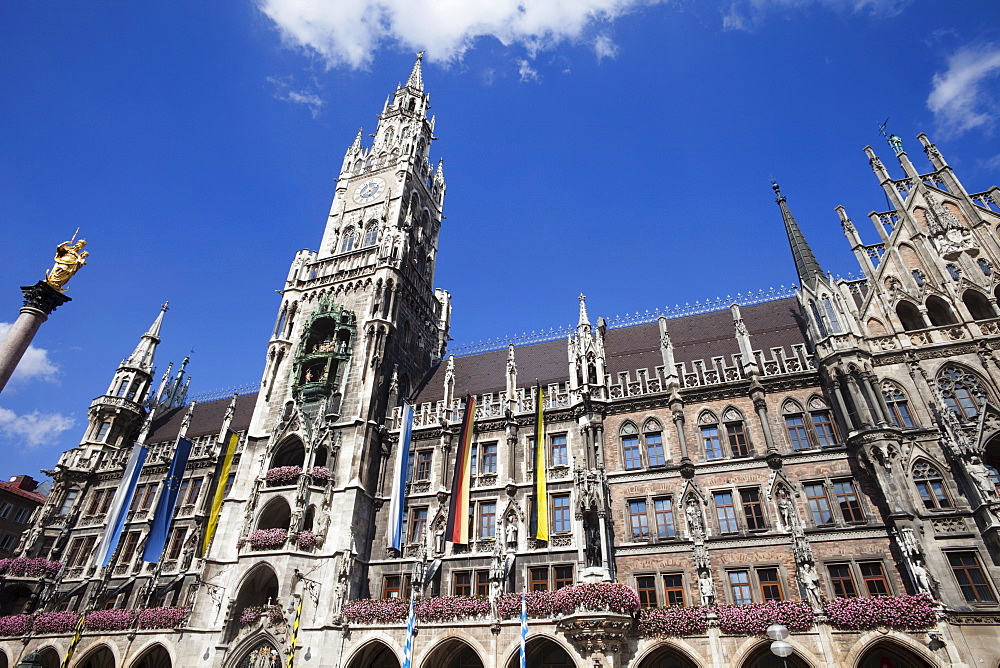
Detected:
left=0, top=282, right=70, bottom=393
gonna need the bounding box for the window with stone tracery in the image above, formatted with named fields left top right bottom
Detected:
left=339, top=227, right=357, bottom=253
left=881, top=381, right=915, bottom=428
left=912, top=460, right=951, bottom=510
left=363, top=223, right=378, bottom=247
left=937, top=365, right=988, bottom=420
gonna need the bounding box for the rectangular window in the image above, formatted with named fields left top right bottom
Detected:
left=0, top=535, right=14, bottom=552
left=550, top=435, right=568, bottom=467
left=85, top=490, right=105, bottom=516
left=416, top=451, right=432, bottom=480
left=409, top=507, right=428, bottom=543
left=653, top=498, right=676, bottom=538
left=552, top=495, right=571, bottom=533
left=481, top=443, right=498, bottom=474
left=530, top=567, right=549, bottom=592
left=646, top=433, right=665, bottom=466
left=476, top=570, right=490, bottom=597
left=479, top=502, right=496, bottom=538
left=804, top=484, right=833, bottom=525
left=860, top=562, right=889, bottom=596
left=828, top=564, right=857, bottom=598
left=224, top=472, right=237, bottom=498
left=757, top=568, right=783, bottom=601
left=95, top=421, right=112, bottom=442
left=406, top=451, right=415, bottom=482
left=13, top=508, right=29, bottom=524
left=726, top=422, right=751, bottom=457
left=948, top=552, right=996, bottom=603
left=132, top=483, right=152, bottom=512
left=833, top=480, right=864, bottom=523
left=183, top=478, right=202, bottom=506
left=554, top=566, right=574, bottom=590
left=166, top=527, right=187, bottom=560
left=628, top=500, right=649, bottom=539
left=118, top=531, right=140, bottom=564
left=384, top=576, right=402, bottom=599
left=728, top=570, right=752, bottom=605
left=470, top=444, right=477, bottom=476
left=701, top=426, right=723, bottom=460
left=0, top=503, right=11, bottom=519
left=636, top=575, right=658, bottom=607
left=59, top=490, right=78, bottom=515
left=663, top=574, right=685, bottom=606
left=740, top=488, right=766, bottom=531
left=811, top=411, right=836, bottom=446
left=623, top=436, right=642, bottom=470
left=454, top=572, right=472, bottom=596
left=714, top=492, right=739, bottom=534
left=785, top=415, right=809, bottom=450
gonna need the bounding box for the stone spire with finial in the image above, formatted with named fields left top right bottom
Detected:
left=773, top=182, right=824, bottom=290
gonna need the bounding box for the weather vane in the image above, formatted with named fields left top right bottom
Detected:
left=877, top=117, right=904, bottom=156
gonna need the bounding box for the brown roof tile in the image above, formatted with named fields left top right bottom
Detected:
left=146, top=394, right=257, bottom=443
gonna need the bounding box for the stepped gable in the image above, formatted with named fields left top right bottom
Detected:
left=415, top=297, right=807, bottom=403
left=146, top=393, right=257, bottom=442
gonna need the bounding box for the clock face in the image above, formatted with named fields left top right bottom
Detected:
left=352, top=178, right=386, bottom=204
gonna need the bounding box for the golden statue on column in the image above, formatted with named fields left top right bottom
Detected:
left=44, top=238, right=89, bottom=292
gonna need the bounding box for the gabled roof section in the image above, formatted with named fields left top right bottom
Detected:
left=146, top=393, right=257, bottom=443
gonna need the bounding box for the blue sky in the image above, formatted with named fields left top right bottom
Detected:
left=1, top=0, right=999, bottom=481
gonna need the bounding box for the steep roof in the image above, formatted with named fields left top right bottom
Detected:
left=146, top=393, right=256, bottom=443
left=0, top=481, right=47, bottom=504
left=415, top=297, right=806, bottom=403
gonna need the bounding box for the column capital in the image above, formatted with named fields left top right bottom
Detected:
left=20, top=281, right=71, bottom=316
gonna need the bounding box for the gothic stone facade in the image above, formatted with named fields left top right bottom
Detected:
left=2, top=58, right=1000, bottom=668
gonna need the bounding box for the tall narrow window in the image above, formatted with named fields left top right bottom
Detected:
left=828, top=564, right=857, bottom=597
left=415, top=451, right=432, bottom=480
left=912, top=461, right=951, bottom=509
left=340, top=228, right=356, bottom=253
left=811, top=411, right=836, bottom=446
left=804, top=484, right=833, bottom=525
left=552, top=495, right=571, bottom=533
left=938, top=366, right=986, bottom=420
left=166, top=527, right=187, bottom=560
left=409, top=508, right=427, bottom=543
left=628, top=500, right=649, bottom=539
left=948, top=552, right=996, bottom=603
left=653, top=498, right=676, bottom=538
left=860, top=562, right=889, bottom=596
left=883, top=384, right=915, bottom=428
left=476, top=571, right=490, bottom=597
left=784, top=415, right=809, bottom=450
left=833, top=480, right=864, bottom=523
left=363, top=224, right=378, bottom=247
left=95, top=422, right=112, bottom=442
left=740, top=488, right=766, bottom=530
left=550, top=434, right=568, bottom=467
left=646, top=431, right=665, bottom=467
left=481, top=443, right=497, bottom=474
left=622, top=432, right=641, bottom=470
left=726, top=422, right=751, bottom=457
left=701, top=426, right=723, bottom=460
left=479, top=502, right=496, bottom=538
left=728, top=570, right=752, bottom=605
left=714, top=492, right=739, bottom=534
left=637, top=576, right=658, bottom=607
left=757, top=568, right=783, bottom=601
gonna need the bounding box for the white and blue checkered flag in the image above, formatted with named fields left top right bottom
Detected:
left=402, top=595, right=417, bottom=668
left=519, top=591, right=528, bottom=668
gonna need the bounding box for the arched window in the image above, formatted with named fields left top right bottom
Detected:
left=620, top=422, right=641, bottom=470
left=896, top=301, right=924, bottom=332
left=809, top=301, right=828, bottom=338
left=363, top=224, right=379, bottom=247
left=925, top=295, right=957, bottom=326
left=912, top=460, right=951, bottom=510
left=722, top=407, right=752, bottom=457
left=881, top=382, right=915, bottom=428
left=937, top=365, right=987, bottom=420
left=963, top=289, right=996, bottom=320
left=383, top=127, right=394, bottom=145
left=822, top=296, right=843, bottom=333
left=698, top=411, right=723, bottom=460
left=340, top=227, right=357, bottom=253
left=643, top=419, right=665, bottom=466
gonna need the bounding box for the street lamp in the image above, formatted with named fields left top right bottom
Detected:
left=767, top=624, right=793, bottom=668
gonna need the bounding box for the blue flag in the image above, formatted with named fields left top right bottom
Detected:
left=388, top=402, right=414, bottom=551
left=401, top=595, right=416, bottom=668
left=142, top=437, right=192, bottom=563
left=520, top=592, right=528, bottom=668
left=93, top=443, right=148, bottom=567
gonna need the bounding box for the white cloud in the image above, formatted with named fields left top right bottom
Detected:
left=593, top=33, right=619, bottom=62
left=266, top=76, right=325, bottom=118
left=0, top=323, right=59, bottom=384
left=0, top=406, right=74, bottom=448
left=721, top=0, right=909, bottom=32
left=518, top=59, right=541, bottom=83
left=927, top=44, right=1000, bottom=137
left=256, top=0, right=663, bottom=69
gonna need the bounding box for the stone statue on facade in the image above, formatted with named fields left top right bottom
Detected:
left=798, top=561, right=822, bottom=608
left=505, top=517, right=518, bottom=549
left=45, top=238, right=89, bottom=292
left=888, top=134, right=904, bottom=155
left=488, top=548, right=504, bottom=621
left=697, top=571, right=715, bottom=606
left=966, top=456, right=997, bottom=500
left=685, top=498, right=704, bottom=538
left=910, top=559, right=935, bottom=595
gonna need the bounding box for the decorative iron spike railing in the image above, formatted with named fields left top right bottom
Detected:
left=186, top=383, right=260, bottom=405
left=448, top=285, right=799, bottom=357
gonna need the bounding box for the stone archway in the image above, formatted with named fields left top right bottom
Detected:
left=130, top=643, right=172, bottom=668
left=345, top=640, right=400, bottom=668
left=856, top=641, right=934, bottom=668
left=505, top=637, right=578, bottom=668
left=234, top=639, right=282, bottom=668
left=35, top=648, right=61, bottom=668
left=227, top=565, right=280, bottom=641
left=635, top=644, right=700, bottom=668
left=77, top=644, right=116, bottom=668
left=741, top=644, right=811, bottom=668
left=420, top=638, right=484, bottom=668
left=270, top=437, right=305, bottom=469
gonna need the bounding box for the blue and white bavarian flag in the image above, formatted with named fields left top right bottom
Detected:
left=520, top=591, right=528, bottom=668
left=388, top=401, right=414, bottom=551
left=93, top=443, right=148, bottom=567
left=402, top=594, right=417, bottom=668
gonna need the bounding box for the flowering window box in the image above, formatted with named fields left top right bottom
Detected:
left=0, top=557, right=63, bottom=579
left=825, top=593, right=937, bottom=631
left=32, top=611, right=81, bottom=635
left=265, top=466, right=302, bottom=486
left=137, top=607, right=188, bottom=629
left=294, top=531, right=316, bottom=550
left=239, top=605, right=284, bottom=627
left=637, top=606, right=709, bottom=637
left=245, top=528, right=289, bottom=550
left=84, top=608, right=136, bottom=632
left=715, top=601, right=814, bottom=635
left=307, top=466, right=331, bottom=482
left=0, top=614, right=32, bottom=637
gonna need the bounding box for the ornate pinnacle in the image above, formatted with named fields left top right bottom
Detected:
left=407, top=52, right=424, bottom=90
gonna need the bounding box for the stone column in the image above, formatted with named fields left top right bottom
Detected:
left=0, top=282, right=70, bottom=393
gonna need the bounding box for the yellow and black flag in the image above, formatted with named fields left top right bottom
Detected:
left=532, top=385, right=548, bottom=541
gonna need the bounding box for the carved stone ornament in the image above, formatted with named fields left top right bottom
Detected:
left=558, top=612, right=632, bottom=653
left=20, top=281, right=71, bottom=316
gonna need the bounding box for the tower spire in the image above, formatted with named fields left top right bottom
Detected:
left=773, top=183, right=824, bottom=289
left=125, top=302, right=168, bottom=373
left=407, top=52, right=424, bottom=90
left=577, top=293, right=591, bottom=328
